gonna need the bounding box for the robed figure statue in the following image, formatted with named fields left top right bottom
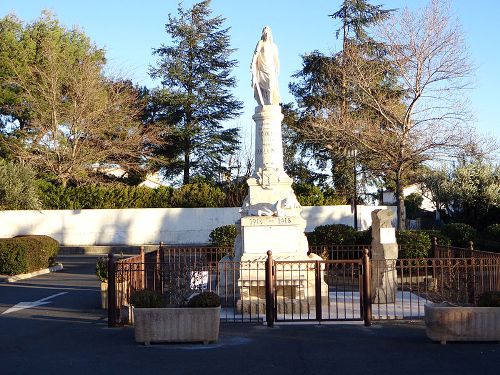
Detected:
left=251, top=26, right=280, bottom=106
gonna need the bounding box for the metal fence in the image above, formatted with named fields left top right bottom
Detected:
left=107, top=244, right=500, bottom=327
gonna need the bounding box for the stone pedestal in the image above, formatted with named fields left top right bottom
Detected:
left=219, top=105, right=327, bottom=314
left=370, top=209, right=398, bottom=303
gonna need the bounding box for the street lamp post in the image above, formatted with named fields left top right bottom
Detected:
left=348, top=148, right=358, bottom=230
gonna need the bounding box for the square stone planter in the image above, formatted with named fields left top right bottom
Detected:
left=134, top=306, right=221, bottom=345
left=425, top=303, right=500, bottom=344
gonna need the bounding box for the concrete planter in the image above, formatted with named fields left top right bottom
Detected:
left=134, top=306, right=221, bottom=345
left=425, top=303, right=500, bottom=344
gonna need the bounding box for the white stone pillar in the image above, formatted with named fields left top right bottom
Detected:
left=252, top=105, right=284, bottom=174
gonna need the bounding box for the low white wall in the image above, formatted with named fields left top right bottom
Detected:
left=0, top=205, right=396, bottom=246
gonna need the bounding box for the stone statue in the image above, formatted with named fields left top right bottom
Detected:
left=251, top=26, right=280, bottom=106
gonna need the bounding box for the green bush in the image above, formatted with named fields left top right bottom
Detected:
left=0, top=235, right=59, bottom=275
left=170, top=182, right=225, bottom=208
left=310, top=224, right=358, bottom=246
left=441, top=223, right=477, bottom=248
left=483, top=224, right=500, bottom=241
left=396, top=230, right=431, bottom=259
left=95, top=256, right=108, bottom=282
left=0, top=161, right=41, bottom=210
left=421, top=230, right=452, bottom=247
left=478, top=291, right=500, bottom=307
left=130, top=289, right=165, bottom=308
left=209, top=225, right=237, bottom=248
left=354, top=228, right=371, bottom=245
left=37, top=182, right=174, bottom=209
left=187, top=291, right=221, bottom=308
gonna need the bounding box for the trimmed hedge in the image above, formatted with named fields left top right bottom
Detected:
left=0, top=235, right=59, bottom=275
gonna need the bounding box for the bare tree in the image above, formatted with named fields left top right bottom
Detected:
left=301, top=0, right=476, bottom=228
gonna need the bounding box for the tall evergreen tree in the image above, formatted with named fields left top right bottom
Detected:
left=288, top=0, right=393, bottom=202
left=149, top=0, right=243, bottom=184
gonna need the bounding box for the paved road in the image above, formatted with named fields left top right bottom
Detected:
left=0, top=256, right=498, bottom=375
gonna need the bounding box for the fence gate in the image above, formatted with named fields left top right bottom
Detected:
left=270, top=252, right=372, bottom=325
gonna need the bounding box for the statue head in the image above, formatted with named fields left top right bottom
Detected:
left=261, top=26, right=273, bottom=43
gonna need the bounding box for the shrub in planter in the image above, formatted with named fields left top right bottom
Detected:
left=187, top=291, right=221, bottom=308
left=396, top=230, right=431, bottom=259
left=132, top=289, right=221, bottom=345
left=478, top=291, right=500, bottom=307
left=209, top=225, right=237, bottom=248
left=0, top=235, right=59, bottom=275
left=131, top=289, right=166, bottom=308
left=441, top=223, right=477, bottom=248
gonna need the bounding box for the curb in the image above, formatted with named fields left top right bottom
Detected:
left=0, top=263, right=64, bottom=283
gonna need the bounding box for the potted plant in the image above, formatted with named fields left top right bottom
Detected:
left=96, top=256, right=109, bottom=309
left=132, top=289, right=221, bottom=345
left=425, top=291, right=500, bottom=344
left=96, top=256, right=128, bottom=310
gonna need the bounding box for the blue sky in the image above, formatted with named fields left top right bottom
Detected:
left=1, top=0, right=498, bottom=147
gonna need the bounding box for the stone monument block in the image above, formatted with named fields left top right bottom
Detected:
left=371, top=209, right=399, bottom=303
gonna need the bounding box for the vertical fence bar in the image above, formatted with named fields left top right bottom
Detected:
left=265, top=251, right=275, bottom=327
left=159, top=242, right=164, bottom=293
left=362, top=249, right=372, bottom=327
left=315, top=260, right=322, bottom=321
left=107, top=253, right=116, bottom=327
left=140, top=246, right=145, bottom=290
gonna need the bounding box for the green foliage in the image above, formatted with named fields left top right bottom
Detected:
left=0, top=161, right=41, bottom=210
left=0, top=12, right=155, bottom=187
left=209, top=225, right=237, bottom=248
left=170, top=182, right=225, bottom=208
left=149, top=0, right=243, bottom=184
left=38, top=182, right=173, bottom=209
left=355, top=228, right=372, bottom=245
left=404, top=193, right=423, bottom=220
left=0, top=235, right=59, bottom=275
left=396, top=230, right=431, bottom=259
left=483, top=224, right=500, bottom=241
left=310, top=224, right=358, bottom=245
left=478, top=291, right=500, bottom=307
left=187, top=291, right=221, bottom=308
left=130, top=289, right=166, bottom=308
left=441, top=223, right=477, bottom=248
left=423, top=161, right=499, bottom=229
left=95, top=256, right=108, bottom=282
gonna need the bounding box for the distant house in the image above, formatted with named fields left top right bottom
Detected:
left=381, top=183, right=435, bottom=211
left=91, top=164, right=166, bottom=189
left=382, top=184, right=440, bottom=229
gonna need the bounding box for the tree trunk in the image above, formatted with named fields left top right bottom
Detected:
left=183, top=148, right=190, bottom=185
left=395, top=173, right=405, bottom=230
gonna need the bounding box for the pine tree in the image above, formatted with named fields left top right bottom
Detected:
left=288, top=1, right=394, bottom=202
left=149, top=0, right=243, bottom=184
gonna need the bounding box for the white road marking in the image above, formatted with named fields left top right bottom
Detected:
left=1, top=292, right=68, bottom=315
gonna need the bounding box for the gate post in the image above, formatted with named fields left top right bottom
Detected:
left=362, top=249, right=372, bottom=327
left=265, top=250, right=275, bottom=327
left=107, top=253, right=117, bottom=327
left=315, top=260, right=322, bottom=321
